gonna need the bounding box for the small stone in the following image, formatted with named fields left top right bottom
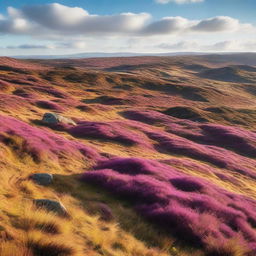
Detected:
left=31, top=173, right=53, bottom=186
left=42, top=112, right=76, bottom=125
left=33, top=199, right=68, bottom=217
left=42, top=112, right=59, bottom=124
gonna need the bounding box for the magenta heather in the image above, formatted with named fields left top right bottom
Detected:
left=0, top=115, right=101, bottom=162
left=35, top=100, right=65, bottom=112
left=69, top=121, right=151, bottom=147
left=82, top=157, right=256, bottom=252
left=145, top=131, right=256, bottom=178
left=122, top=110, right=256, bottom=158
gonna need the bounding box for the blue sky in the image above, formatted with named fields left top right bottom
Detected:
left=0, top=0, right=255, bottom=22
left=0, top=0, right=256, bottom=55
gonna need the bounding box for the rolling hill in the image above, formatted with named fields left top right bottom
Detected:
left=0, top=54, right=255, bottom=256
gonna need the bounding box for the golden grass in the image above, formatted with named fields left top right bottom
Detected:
left=0, top=57, right=255, bottom=256
left=0, top=146, right=173, bottom=256
left=0, top=113, right=254, bottom=256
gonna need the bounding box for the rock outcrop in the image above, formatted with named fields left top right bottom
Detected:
left=33, top=199, right=68, bottom=217
left=42, top=112, right=76, bottom=125
left=31, top=173, right=53, bottom=186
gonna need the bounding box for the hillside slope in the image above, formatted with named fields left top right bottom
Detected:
left=0, top=55, right=256, bottom=256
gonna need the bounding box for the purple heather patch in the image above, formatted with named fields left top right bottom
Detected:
left=0, top=115, right=101, bottom=162
left=122, top=110, right=256, bottom=158
left=82, top=157, right=256, bottom=253
left=146, top=130, right=256, bottom=178
left=36, top=100, right=65, bottom=112
left=198, top=124, right=256, bottom=158
left=119, top=110, right=256, bottom=178
left=69, top=121, right=151, bottom=147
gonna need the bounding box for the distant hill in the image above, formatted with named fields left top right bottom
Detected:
left=11, top=51, right=210, bottom=60
left=199, top=65, right=256, bottom=83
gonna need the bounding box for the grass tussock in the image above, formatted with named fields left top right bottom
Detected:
left=205, top=237, right=250, bottom=256
left=26, top=234, right=74, bottom=256
left=0, top=173, right=171, bottom=256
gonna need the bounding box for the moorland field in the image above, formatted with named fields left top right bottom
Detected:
left=0, top=54, right=256, bottom=256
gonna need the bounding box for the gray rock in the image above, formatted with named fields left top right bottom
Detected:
left=42, top=112, right=59, bottom=124
left=33, top=199, right=68, bottom=217
left=42, top=113, right=76, bottom=125
left=31, top=173, right=53, bottom=186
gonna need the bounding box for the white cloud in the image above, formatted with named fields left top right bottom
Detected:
left=0, top=3, right=255, bottom=54
left=1, top=3, right=150, bottom=36
left=158, top=41, right=199, bottom=50
left=0, top=3, right=252, bottom=38
left=156, top=40, right=256, bottom=52
left=210, top=41, right=239, bottom=51
left=142, top=16, right=252, bottom=35
left=7, top=6, right=22, bottom=18
left=156, top=0, right=204, bottom=4
left=5, top=41, right=87, bottom=50
left=22, top=3, right=89, bottom=29
left=243, top=40, right=256, bottom=50
left=142, top=16, right=192, bottom=35
left=58, top=41, right=87, bottom=49
left=192, top=16, right=248, bottom=32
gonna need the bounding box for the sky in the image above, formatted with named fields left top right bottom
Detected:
left=0, top=0, right=256, bottom=55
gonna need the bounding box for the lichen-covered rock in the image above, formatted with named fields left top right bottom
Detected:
left=31, top=173, right=53, bottom=186
left=33, top=199, right=68, bottom=217
left=42, top=112, right=76, bottom=125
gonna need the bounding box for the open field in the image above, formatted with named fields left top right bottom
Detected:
left=0, top=54, right=256, bottom=256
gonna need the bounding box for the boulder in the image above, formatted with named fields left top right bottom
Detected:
left=42, top=113, right=76, bottom=125
left=33, top=199, right=68, bottom=217
left=31, top=173, right=53, bottom=186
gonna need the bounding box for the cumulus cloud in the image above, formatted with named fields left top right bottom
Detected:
left=0, top=17, right=31, bottom=34
left=158, top=41, right=199, bottom=50
left=211, top=40, right=256, bottom=52
left=210, top=41, right=239, bottom=51
left=192, top=16, right=246, bottom=32
left=0, top=3, right=253, bottom=38
left=143, top=16, right=253, bottom=35
left=156, top=0, right=204, bottom=4
left=156, top=40, right=256, bottom=52
left=26, top=4, right=149, bottom=33
left=58, top=41, right=87, bottom=49
left=22, top=3, right=89, bottom=30
left=0, top=3, right=255, bottom=54
left=0, top=3, right=150, bottom=36
left=142, top=16, right=192, bottom=35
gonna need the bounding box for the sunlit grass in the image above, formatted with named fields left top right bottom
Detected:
left=0, top=56, right=255, bottom=256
